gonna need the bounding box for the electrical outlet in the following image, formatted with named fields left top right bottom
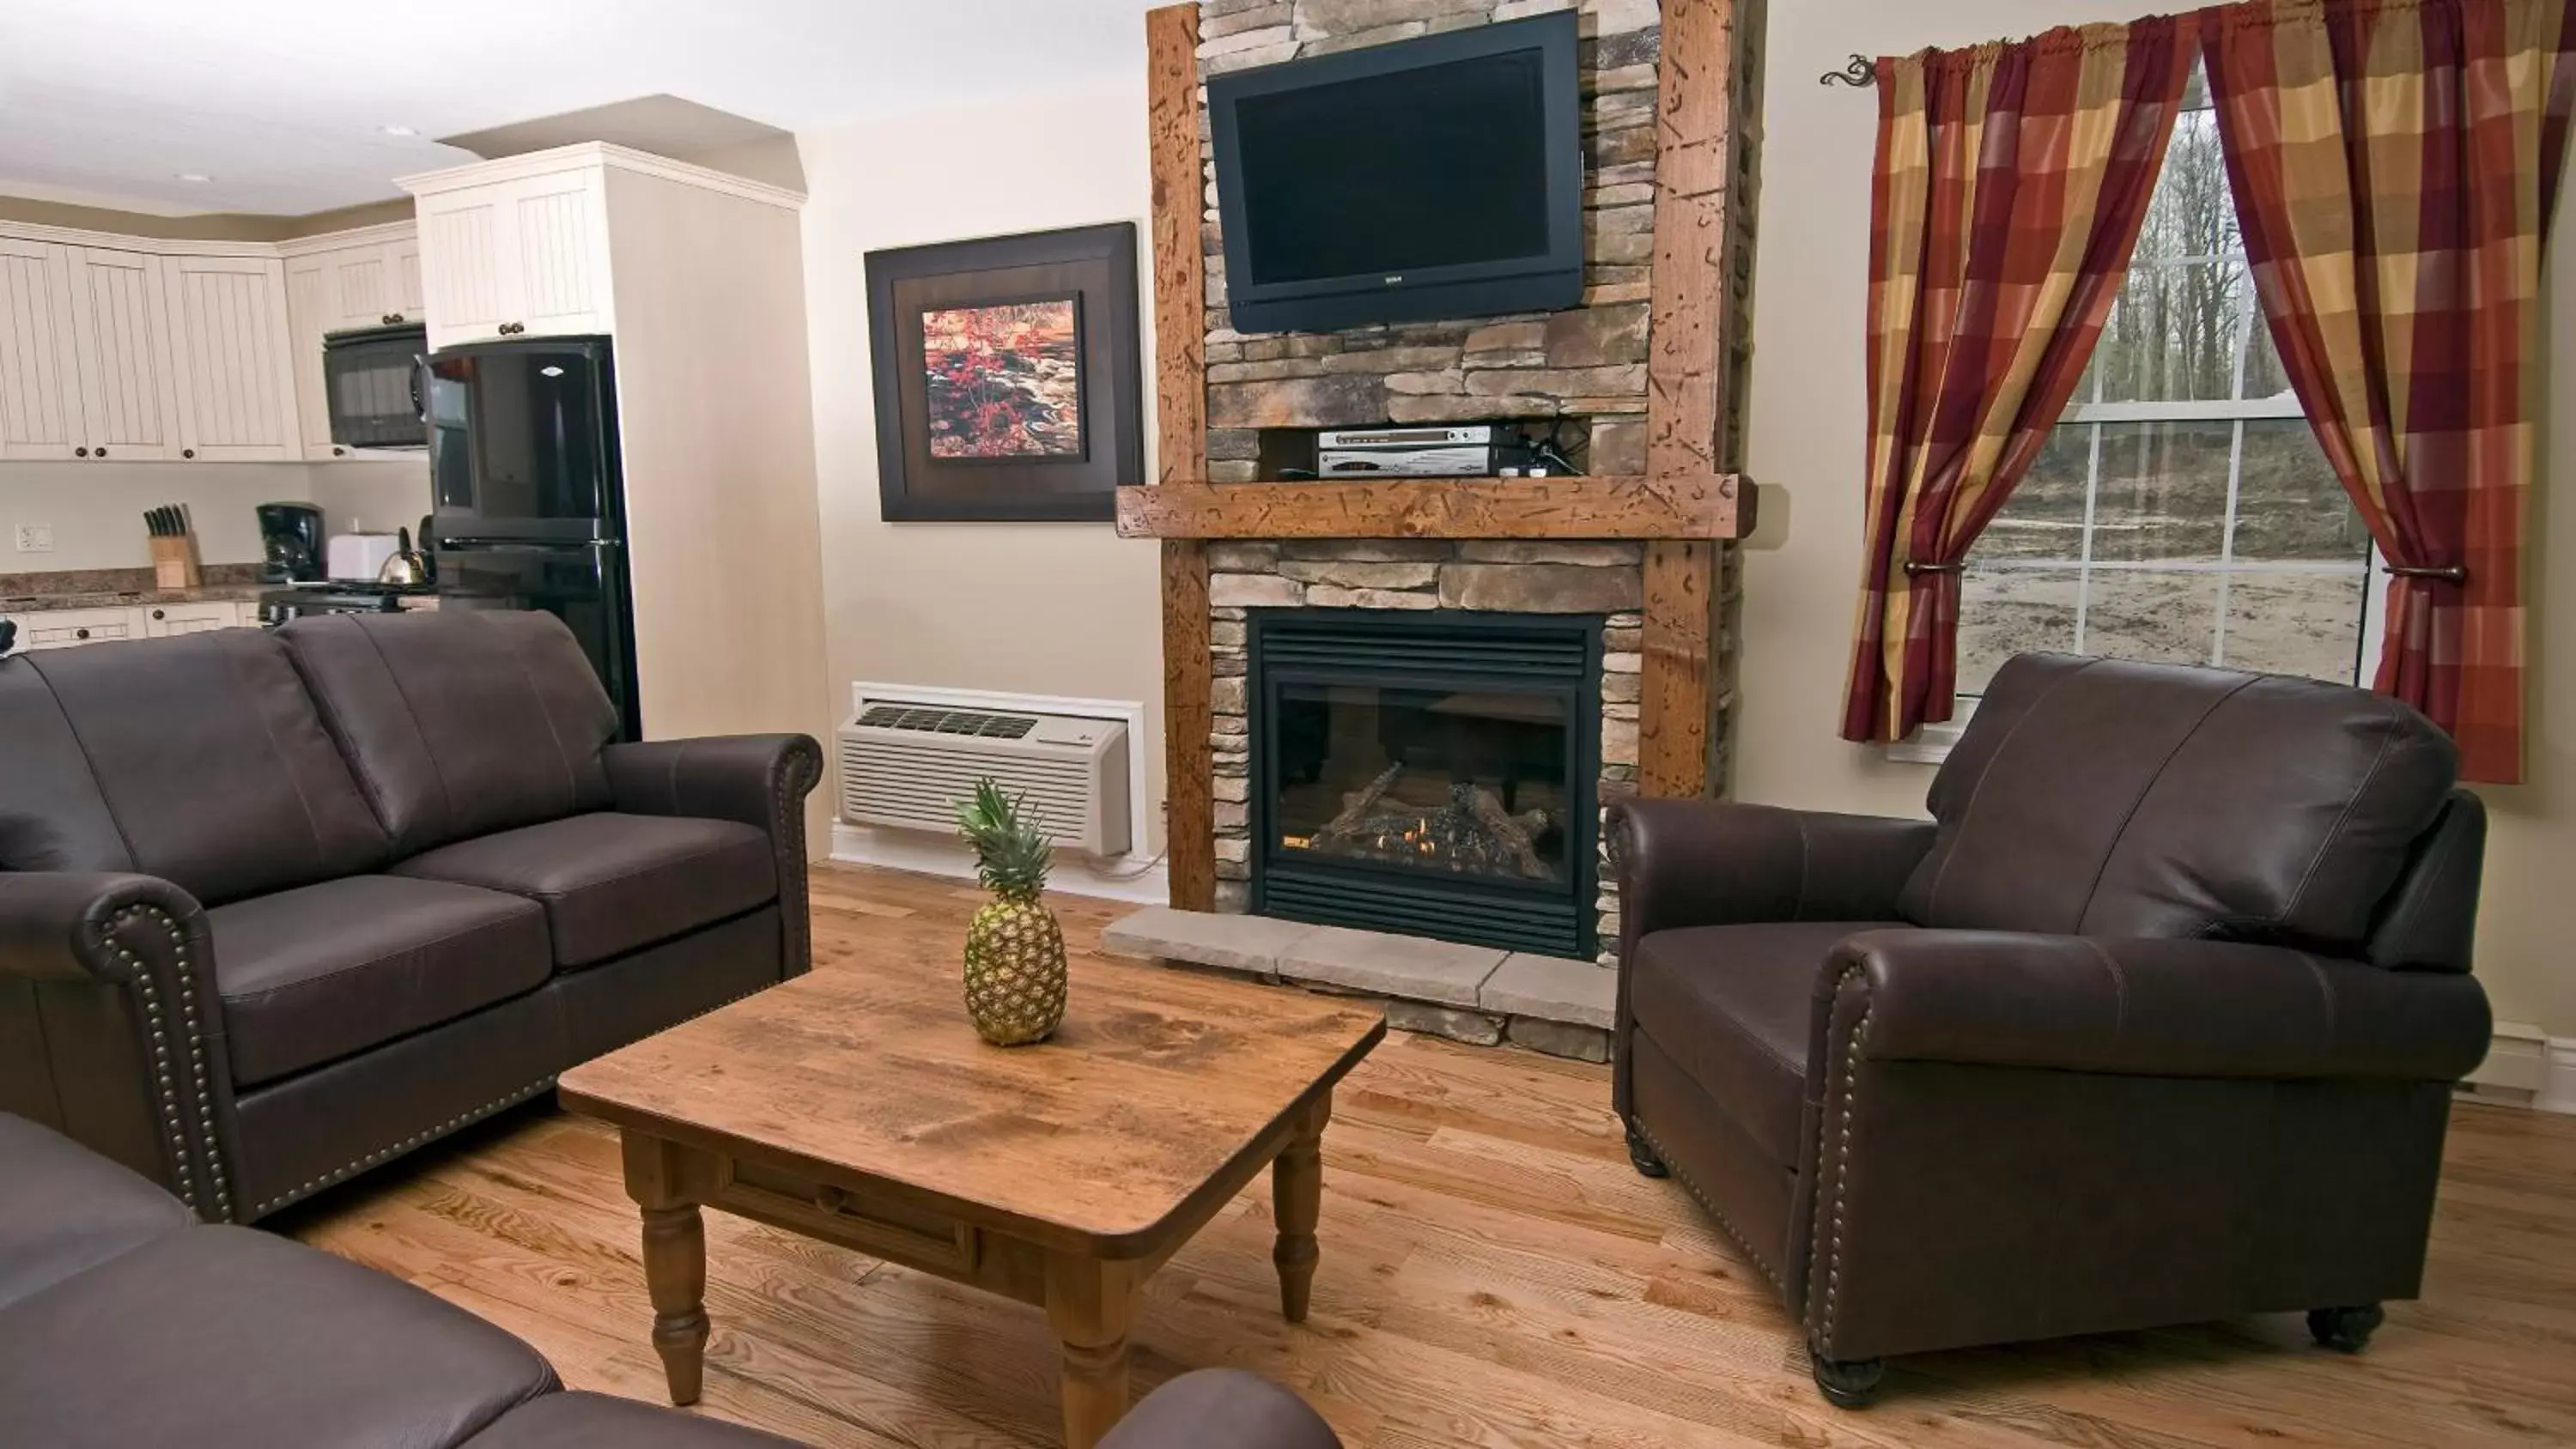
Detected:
left=13, top=524, right=54, bottom=554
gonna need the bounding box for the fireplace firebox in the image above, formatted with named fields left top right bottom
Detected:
left=1249, top=610, right=1601, bottom=958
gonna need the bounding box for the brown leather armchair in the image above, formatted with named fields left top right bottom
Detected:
left=1611, top=654, right=2492, bottom=1407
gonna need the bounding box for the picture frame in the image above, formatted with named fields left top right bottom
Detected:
left=866, top=223, right=1142, bottom=522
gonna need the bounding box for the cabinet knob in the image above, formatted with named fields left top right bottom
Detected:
left=75, top=628, right=90, bottom=640
left=151, top=609, right=166, bottom=621
left=94, top=447, right=106, bottom=458
left=332, top=446, right=346, bottom=457
left=75, top=447, right=88, bottom=458
left=182, top=448, right=195, bottom=459
left=388, top=312, right=404, bottom=323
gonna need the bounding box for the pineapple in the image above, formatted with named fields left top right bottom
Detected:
left=956, top=779, right=1066, bottom=1046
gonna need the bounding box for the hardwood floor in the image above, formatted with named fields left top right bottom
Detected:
left=284, top=863, right=2576, bottom=1449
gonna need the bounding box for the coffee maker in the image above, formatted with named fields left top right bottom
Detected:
left=256, top=502, right=325, bottom=584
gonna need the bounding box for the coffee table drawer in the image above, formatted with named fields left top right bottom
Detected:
left=720, top=1159, right=976, bottom=1275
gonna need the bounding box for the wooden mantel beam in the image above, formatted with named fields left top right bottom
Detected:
left=1115, top=475, right=1755, bottom=542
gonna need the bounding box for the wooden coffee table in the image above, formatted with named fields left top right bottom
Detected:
left=557, top=952, right=1385, bottom=1448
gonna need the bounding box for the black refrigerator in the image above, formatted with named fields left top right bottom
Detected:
left=424, top=336, right=642, bottom=739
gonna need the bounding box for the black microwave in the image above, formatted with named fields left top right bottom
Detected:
left=321, top=322, right=428, bottom=449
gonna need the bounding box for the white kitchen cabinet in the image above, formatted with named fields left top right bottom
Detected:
left=162, top=254, right=302, bottom=463
left=413, top=161, right=613, bottom=349
left=0, top=238, right=86, bottom=461
left=5, top=606, right=143, bottom=650
left=61, top=247, right=184, bottom=461
left=139, top=600, right=245, bottom=635
left=280, top=225, right=427, bottom=459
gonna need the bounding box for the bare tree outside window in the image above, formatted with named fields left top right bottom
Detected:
left=1957, top=67, right=2382, bottom=700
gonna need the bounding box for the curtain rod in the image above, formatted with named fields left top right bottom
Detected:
left=1820, top=54, right=1879, bottom=88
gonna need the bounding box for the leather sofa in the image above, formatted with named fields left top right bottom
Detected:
left=0, top=610, right=823, bottom=1222
left=1611, top=653, right=2493, bottom=1406
left=0, top=1112, right=1343, bottom=1449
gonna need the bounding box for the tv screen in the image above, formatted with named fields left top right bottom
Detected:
left=1209, top=11, right=1583, bottom=334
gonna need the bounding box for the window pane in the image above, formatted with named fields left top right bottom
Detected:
left=2090, top=421, right=2232, bottom=561
left=2239, top=292, right=2294, bottom=403
left=2083, top=568, right=2223, bottom=668
left=2131, top=109, right=2233, bottom=266
left=2232, top=420, right=2371, bottom=562
left=1959, top=567, right=2080, bottom=693
left=2223, top=571, right=2370, bottom=685
left=1976, top=426, right=2091, bottom=562
left=2096, top=263, right=2253, bottom=403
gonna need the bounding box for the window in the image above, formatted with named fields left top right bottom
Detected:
left=1955, top=71, right=2383, bottom=702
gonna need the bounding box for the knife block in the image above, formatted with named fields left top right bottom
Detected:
left=149, top=533, right=204, bottom=591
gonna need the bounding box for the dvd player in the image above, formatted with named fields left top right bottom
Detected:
left=1317, top=424, right=1501, bottom=477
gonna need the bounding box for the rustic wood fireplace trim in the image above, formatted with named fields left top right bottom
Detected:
left=1143, top=0, right=1765, bottom=912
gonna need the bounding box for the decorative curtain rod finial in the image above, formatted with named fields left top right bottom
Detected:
left=1821, top=54, right=1878, bottom=88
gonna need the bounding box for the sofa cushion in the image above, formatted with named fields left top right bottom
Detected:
left=392, top=813, right=777, bottom=968
left=1902, top=653, right=2458, bottom=952
left=210, top=875, right=553, bottom=1088
left=280, top=611, right=620, bottom=858
left=465, top=1392, right=803, bottom=1447
left=0, top=1225, right=556, bottom=1449
left=0, top=1113, right=193, bottom=1312
left=1630, top=922, right=1889, bottom=1169
left=1, top=631, right=386, bottom=903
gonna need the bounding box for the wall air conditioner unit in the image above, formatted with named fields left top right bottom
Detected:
left=837, top=700, right=1133, bottom=858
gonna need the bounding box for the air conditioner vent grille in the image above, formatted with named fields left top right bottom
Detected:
left=855, top=705, right=1038, bottom=739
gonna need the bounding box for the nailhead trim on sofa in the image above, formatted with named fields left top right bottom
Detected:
left=1802, top=962, right=1870, bottom=1356
left=108, top=903, right=229, bottom=1221
left=1639, top=1120, right=1781, bottom=1289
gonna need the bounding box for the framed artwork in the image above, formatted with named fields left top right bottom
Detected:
left=866, top=223, right=1141, bottom=522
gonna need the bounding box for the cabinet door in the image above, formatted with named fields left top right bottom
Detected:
left=501, top=170, right=612, bottom=338
left=163, top=255, right=302, bottom=463
left=0, top=238, right=87, bottom=460
left=63, top=247, right=182, bottom=460
left=386, top=238, right=425, bottom=324
left=416, top=186, right=516, bottom=349
left=284, top=253, right=339, bottom=456
left=323, top=245, right=394, bottom=329
left=7, top=607, right=141, bottom=650
left=141, top=601, right=242, bottom=636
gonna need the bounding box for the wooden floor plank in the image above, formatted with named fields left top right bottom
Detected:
left=277, top=862, right=2576, bottom=1449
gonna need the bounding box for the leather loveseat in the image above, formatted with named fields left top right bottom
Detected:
left=0, top=1112, right=1345, bottom=1449
left=1612, top=653, right=2493, bottom=1406
left=0, top=610, right=823, bottom=1222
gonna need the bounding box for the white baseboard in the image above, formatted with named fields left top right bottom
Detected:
left=2540, top=1039, right=2576, bottom=1116
left=2458, top=1022, right=2576, bottom=1116
left=829, top=822, right=1170, bottom=906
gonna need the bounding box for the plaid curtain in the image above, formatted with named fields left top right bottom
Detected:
left=2202, top=0, right=2576, bottom=784
left=1841, top=21, right=2197, bottom=744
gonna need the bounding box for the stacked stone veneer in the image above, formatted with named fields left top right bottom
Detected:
left=1194, top=0, right=1672, bottom=967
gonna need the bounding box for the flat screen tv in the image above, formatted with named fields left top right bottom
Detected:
left=1207, top=11, right=1584, bottom=335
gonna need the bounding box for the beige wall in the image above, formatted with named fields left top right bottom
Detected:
left=2, top=458, right=428, bottom=573
left=1738, top=0, right=2576, bottom=1039
left=797, top=78, right=1168, bottom=852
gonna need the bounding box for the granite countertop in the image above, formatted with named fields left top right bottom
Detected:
left=0, top=565, right=273, bottom=615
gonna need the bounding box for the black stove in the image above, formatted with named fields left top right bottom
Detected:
left=258, top=581, right=435, bottom=626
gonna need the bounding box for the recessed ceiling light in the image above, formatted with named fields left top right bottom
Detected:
left=174, top=173, right=212, bottom=183
left=378, top=124, right=418, bottom=137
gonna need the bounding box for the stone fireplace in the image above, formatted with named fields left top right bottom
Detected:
left=1121, top=0, right=1764, bottom=1008
left=1208, top=541, right=1641, bottom=961
left=1245, top=607, right=1606, bottom=958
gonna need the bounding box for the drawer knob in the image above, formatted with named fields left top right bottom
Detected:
left=94, top=447, right=106, bottom=458
left=182, top=448, right=195, bottom=459
left=75, top=628, right=90, bottom=640
left=75, top=447, right=88, bottom=458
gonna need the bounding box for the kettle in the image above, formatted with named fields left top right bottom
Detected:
left=378, top=525, right=432, bottom=588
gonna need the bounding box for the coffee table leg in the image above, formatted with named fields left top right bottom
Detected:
left=1273, top=1091, right=1330, bottom=1323
left=623, top=1133, right=711, bottom=1406
left=1046, top=1255, right=1137, bottom=1449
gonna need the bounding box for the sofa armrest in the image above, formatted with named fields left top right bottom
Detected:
left=1610, top=800, right=1935, bottom=945
left=1820, top=929, right=2493, bottom=1082
left=0, top=873, right=240, bottom=1220
left=1099, top=1370, right=1341, bottom=1449
left=603, top=735, right=824, bottom=978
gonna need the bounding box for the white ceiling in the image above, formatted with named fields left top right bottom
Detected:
left=0, top=0, right=1161, bottom=215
